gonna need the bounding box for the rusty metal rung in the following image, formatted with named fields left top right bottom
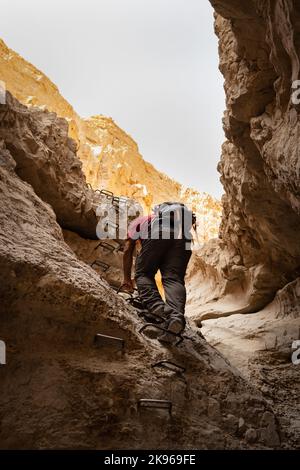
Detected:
left=112, top=196, right=120, bottom=205
left=110, top=284, right=120, bottom=292
left=127, top=296, right=145, bottom=310
left=98, top=189, right=114, bottom=199
left=113, top=240, right=122, bottom=251
left=139, top=323, right=184, bottom=346
left=94, top=241, right=116, bottom=253
left=117, top=243, right=125, bottom=252
left=94, top=333, right=125, bottom=351
left=119, top=197, right=129, bottom=205
left=138, top=399, right=172, bottom=414
left=117, top=286, right=133, bottom=295
left=112, top=196, right=128, bottom=205
left=91, top=260, right=110, bottom=272
left=134, top=305, right=165, bottom=324
left=152, top=360, right=186, bottom=374
left=139, top=312, right=165, bottom=325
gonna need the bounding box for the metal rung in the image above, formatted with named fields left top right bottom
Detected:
left=152, top=360, right=186, bottom=374
left=94, top=333, right=125, bottom=351
left=127, top=296, right=145, bottom=310
left=119, top=197, right=129, bottom=205
left=91, top=260, right=110, bottom=272
left=128, top=299, right=165, bottom=323
left=110, top=284, right=120, bottom=292
left=112, top=196, right=128, bottom=206
left=139, top=324, right=184, bottom=346
left=112, top=240, right=123, bottom=252
left=86, top=183, right=93, bottom=190
left=116, top=286, right=138, bottom=295
left=94, top=241, right=116, bottom=253
left=138, top=399, right=172, bottom=414
left=117, top=243, right=125, bottom=252
left=135, top=310, right=165, bottom=325
left=99, top=189, right=114, bottom=199
left=112, top=196, right=120, bottom=205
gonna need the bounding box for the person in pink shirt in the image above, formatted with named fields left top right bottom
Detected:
left=122, top=202, right=194, bottom=343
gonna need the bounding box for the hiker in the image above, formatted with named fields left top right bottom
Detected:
left=121, top=202, right=195, bottom=342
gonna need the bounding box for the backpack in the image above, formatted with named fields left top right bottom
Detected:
left=150, top=202, right=195, bottom=240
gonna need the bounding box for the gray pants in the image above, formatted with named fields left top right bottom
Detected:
left=135, top=238, right=192, bottom=324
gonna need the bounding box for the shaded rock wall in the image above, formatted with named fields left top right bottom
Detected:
left=196, top=0, right=300, bottom=315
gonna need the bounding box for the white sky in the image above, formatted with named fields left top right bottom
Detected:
left=1, top=0, right=225, bottom=198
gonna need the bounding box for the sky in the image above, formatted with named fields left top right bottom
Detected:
left=1, top=0, right=225, bottom=198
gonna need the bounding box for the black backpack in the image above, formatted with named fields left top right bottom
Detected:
left=150, top=202, right=195, bottom=240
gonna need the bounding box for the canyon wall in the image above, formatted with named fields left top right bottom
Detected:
left=189, top=0, right=300, bottom=319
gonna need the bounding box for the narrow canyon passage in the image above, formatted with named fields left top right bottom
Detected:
left=1, top=0, right=300, bottom=451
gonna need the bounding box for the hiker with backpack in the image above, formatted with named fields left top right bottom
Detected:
left=122, top=202, right=196, bottom=343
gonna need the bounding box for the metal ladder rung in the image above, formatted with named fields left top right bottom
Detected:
left=152, top=360, right=186, bottom=374
left=113, top=241, right=125, bottom=253
left=98, top=189, right=114, bottom=199
left=139, top=324, right=184, bottom=346
left=112, top=195, right=128, bottom=205
left=119, top=197, right=129, bottom=205
left=116, top=286, right=138, bottom=295
left=110, top=284, right=120, bottom=292
left=94, top=241, right=116, bottom=253
left=127, top=296, right=145, bottom=309
left=91, top=260, right=110, bottom=272
left=138, top=399, right=172, bottom=414
left=94, top=333, right=125, bottom=351
left=135, top=308, right=165, bottom=324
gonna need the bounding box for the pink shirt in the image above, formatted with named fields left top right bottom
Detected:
left=128, top=215, right=154, bottom=240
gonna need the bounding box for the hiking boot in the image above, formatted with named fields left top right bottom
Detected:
left=167, top=317, right=185, bottom=335
left=157, top=332, right=175, bottom=344
left=158, top=317, right=185, bottom=344
left=143, top=325, right=163, bottom=339
left=149, top=306, right=167, bottom=323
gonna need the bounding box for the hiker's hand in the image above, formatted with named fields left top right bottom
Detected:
left=121, top=280, right=134, bottom=294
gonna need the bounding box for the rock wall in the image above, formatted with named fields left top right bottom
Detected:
left=192, top=0, right=300, bottom=318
